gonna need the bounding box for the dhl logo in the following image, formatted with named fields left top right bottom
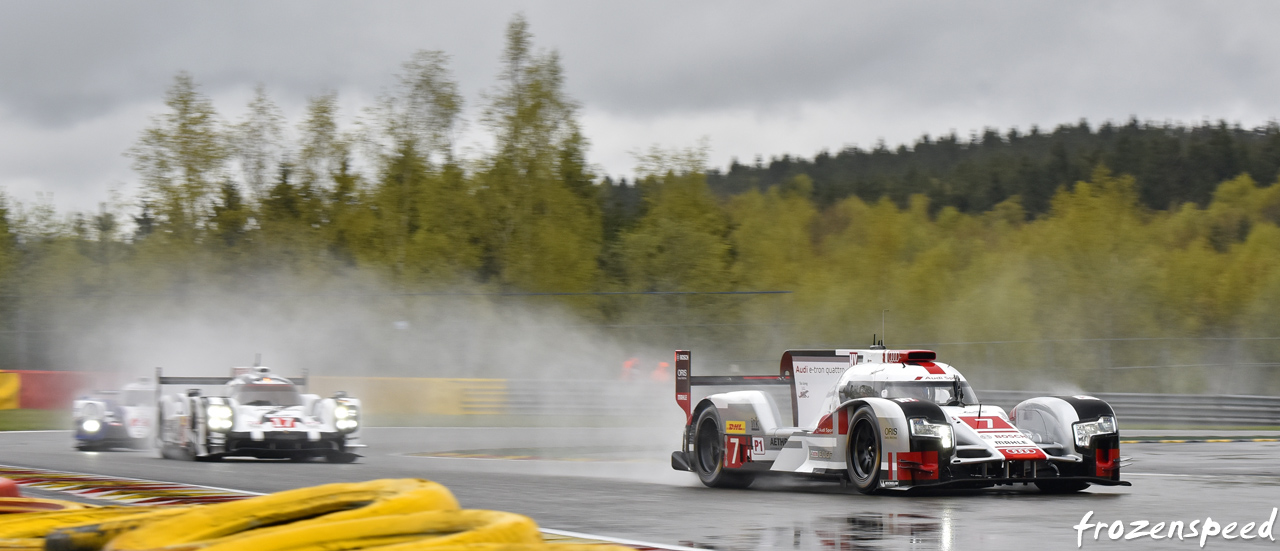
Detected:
left=725, top=420, right=747, bottom=434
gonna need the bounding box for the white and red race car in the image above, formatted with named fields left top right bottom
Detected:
left=155, top=366, right=363, bottom=462
left=671, top=346, right=1131, bottom=493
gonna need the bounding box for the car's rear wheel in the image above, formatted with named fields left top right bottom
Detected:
left=691, top=407, right=754, bottom=488
left=159, top=442, right=194, bottom=461
left=1035, top=480, right=1089, bottom=493
left=846, top=408, right=882, bottom=494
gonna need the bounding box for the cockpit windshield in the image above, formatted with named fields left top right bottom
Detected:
left=881, top=381, right=978, bottom=406
left=231, top=385, right=302, bottom=407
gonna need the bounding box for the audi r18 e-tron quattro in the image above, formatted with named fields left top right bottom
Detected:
left=671, top=344, right=1130, bottom=493
left=155, top=366, right=363, bottom=462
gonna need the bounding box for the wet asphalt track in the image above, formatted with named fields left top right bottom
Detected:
left=3, top=427, right=1279, bottom=550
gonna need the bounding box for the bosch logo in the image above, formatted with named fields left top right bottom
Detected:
left=677, top=354, right=689, bottom=360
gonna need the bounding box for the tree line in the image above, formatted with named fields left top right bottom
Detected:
left=706, top=118, right=1280, bottom=216
left=2, top=15, right=1280, bottom=394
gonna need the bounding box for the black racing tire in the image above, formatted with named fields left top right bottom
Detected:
left=846, top=408, right=882, bottom=495
left=691, top=407, right=755, bottom=489
left=159, top=444, right=178, bottom=460
left=326, top=454, right=357, bottom=464
left=160, top=443, right=196, bottom=461
left=1035, top=480, right=1090, bottom=493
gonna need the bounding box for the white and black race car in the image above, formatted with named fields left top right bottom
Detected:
left=72, top=379, right=155, bottom=450
left=671, top=345, right=1131, bottom=493
left=155, top=366, right=364, bottom=462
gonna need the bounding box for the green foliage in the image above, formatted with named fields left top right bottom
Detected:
left=477, top=14, right=601, bottom=293
left=127, top=72, right=228, bottom=242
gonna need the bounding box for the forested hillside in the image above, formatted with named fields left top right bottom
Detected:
left=705, top=119, right=1280, bottom=215
left=2, top=16, right=1280, bottom=394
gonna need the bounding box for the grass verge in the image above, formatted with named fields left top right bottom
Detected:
left=0, top=409, right=69, bottom=431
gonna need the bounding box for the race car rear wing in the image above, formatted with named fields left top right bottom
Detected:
left=154, top=367, right=309, bottom=401
left=674, top=350, right=792, bottom=425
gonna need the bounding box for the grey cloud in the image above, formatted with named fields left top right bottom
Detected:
left=7, top=2, right=1280, bottom=126
left=5, top=1, right=1280, bottom=211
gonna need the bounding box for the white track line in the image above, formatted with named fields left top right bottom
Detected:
left=541, top=528, right=705, bottom=551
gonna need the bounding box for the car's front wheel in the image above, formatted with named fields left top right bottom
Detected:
left=846, top=408, right=882, bottom=495
left=691, top=407, right=754, bottom=488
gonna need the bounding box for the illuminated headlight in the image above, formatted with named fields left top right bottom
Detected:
left=909, top=418, right=954, bottom=449
left=335, top=419, right=359, bottom=430
left=1073, top=416, right=1118, bottom=449
left=207, top=405, right=234, bottom=432
left=82, top=419, right=101, bottom=433
left=334, top=406, right=352, bottom=420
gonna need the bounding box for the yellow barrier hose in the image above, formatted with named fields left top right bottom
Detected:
left=0, top=498, right=94, bottom=514
left=0, top=507, right=173, bottom=538
left=12, top=479, right=639, bottom=551
left=105, top=479, right=458, bottom=551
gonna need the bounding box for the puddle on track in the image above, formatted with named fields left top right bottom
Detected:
left=677, top=513, right=952, bottom=551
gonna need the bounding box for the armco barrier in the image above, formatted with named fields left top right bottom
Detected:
left=310, top=377, right=668, bottom=419
left=310, top=377, right=1280, bottom=427
left=982, top=390, right=1280, bottom=427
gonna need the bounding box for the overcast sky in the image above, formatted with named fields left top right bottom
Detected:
left=4, top=1, right=1280, bottom=212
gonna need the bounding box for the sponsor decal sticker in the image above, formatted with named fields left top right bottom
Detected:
left=959, top=416, right=1014, bottom=431
left=725, top=420, right=746, bottom=434
left=724, top=435, right=749, bottom=468
left=751, top=437, right=765, bottom=458
left=808, top=447, right=833, bottom=460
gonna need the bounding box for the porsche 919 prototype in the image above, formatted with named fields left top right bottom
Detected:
left=155, top=366, right=364, bottom=462
left=671, top=345, right=1130, bottom=493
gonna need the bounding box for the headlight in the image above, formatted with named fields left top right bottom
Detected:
left=334, top=403, right=359, bottom=432
left=207, top=405, right=234, bottom=431
left=909, top=418, right=954, bottom=449
left=82, top=419, right=101, bottom=433
left=1073, top=416, right=1117, bottom=449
